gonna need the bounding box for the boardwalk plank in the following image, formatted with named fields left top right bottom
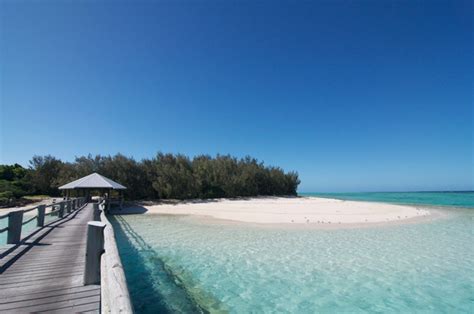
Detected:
left=1, top=295, right=100, bottom=313
left=1, top=266, right=85, bottom=279
left=0, top=204, right=100, bottom=313
left=0, top=285, right=99, bottom=303
left=0, top=289, right=99, bottom=310
left=37, top=300, right=100, bottom=313
left=0, top=271, right=84, bottom=285
left=2, top=262, right=85, bottom=273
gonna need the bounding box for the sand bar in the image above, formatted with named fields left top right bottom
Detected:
left=131, top=197, right=431, bottom=225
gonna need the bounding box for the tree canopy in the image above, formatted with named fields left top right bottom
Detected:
left=0, top=163, right=32, bottom=206
left=0, top=153, right=300, bottom=204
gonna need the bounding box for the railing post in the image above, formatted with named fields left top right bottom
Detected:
left=51, top=203, right=57, bottom=216
left=7, top=211, right=24, bottom=244
left=67, top=200, right=72, bottom=213
left=93, top=203, right=102, bottom=221
left=37, top=205, right=46, bottom=227
left=84, top=221, right=106, bottom=285
left=59, top=202, right=65, bottom=218
left=72, top=199, right=77, bottom=210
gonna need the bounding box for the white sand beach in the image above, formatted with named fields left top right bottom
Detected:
left=133, top=197, right=431, bottom=225
left=0, top=198, right=60, bottom=216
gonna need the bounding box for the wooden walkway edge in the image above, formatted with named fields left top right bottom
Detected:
left=0, top=203, right=100, bottom=313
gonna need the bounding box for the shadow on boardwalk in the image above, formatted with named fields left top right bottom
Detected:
left=0, top=207, right=83, bottom=272
left=0, top=203, right=100, bottom=313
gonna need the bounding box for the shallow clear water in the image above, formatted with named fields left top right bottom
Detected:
left=0, top=213, right=41, bottom=245
left=111, top=207, right=474, bottom=313
left=301, top=191, right=474, bottom=208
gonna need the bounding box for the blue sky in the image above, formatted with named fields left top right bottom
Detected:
left=1, top=0, right=472, bottom=192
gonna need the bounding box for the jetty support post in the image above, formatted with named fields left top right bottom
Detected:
left=93, top=203, right=101, bottom=221
left=37, top=205, right=46, bottom=227
left=7, top=211, right=24, bottom=244
left=58, top=202, right=65, bottom=218
left=84, top=221, right=106, bottom=285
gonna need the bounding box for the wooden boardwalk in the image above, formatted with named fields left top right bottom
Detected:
left=0, top=203, right=100, bottom=313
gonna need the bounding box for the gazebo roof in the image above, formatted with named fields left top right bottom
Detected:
left=58, top=173, right=127, bottom=190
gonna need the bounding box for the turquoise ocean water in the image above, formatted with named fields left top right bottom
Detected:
left=301, top=191, right=474, bottom=208
left=0, top=213, right=39, bottom=245
left=111, top=192, right=474, bottom=313
left=0, top=211, right=59, bottom=245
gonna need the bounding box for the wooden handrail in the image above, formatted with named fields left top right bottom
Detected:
left=23, top=206, right=38, bottom=213
left=98, top=205, right=134, bottom=313
left=22, top=215, right=38, bottom=225
left=2, top=197, right=86, bottom=244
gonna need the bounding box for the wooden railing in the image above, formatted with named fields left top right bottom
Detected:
left=1, top=198, right=133, bottom=312
left=84, top=200, right=133, bottom=313
left=0, top=197, right=86, bottom=244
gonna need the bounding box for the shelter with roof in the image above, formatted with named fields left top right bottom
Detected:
left=59, top=173, right=126, bottom=209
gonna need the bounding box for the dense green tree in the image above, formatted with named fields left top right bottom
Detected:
left=28, top=155, right=64, bottom=196
left=146, top=153, right=198, bottom=199
left=98, top=154, right=149, bottom=200
left=0, top=164, right=32, bottom=205
left=1, top=153, right=300, bottom=202
left=74, top=155, right=104, bottom=177
left=0, top=163, right=28, bottom=181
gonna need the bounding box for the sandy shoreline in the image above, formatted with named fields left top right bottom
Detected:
left=0, top=198, right=61, bottom=216
left=119, top=196, right=433, bottom=226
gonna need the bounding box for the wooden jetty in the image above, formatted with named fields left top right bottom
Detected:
left=0, top=199, right=133, bottom=313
